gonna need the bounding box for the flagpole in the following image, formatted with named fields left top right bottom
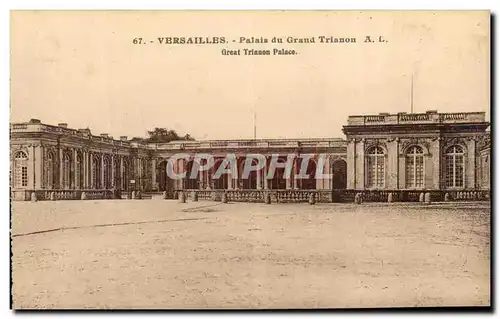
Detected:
left=253, top=109, right=257, bottom=139
left=410, top=73, right=414, bottom=114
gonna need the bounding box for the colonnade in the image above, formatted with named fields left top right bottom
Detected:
left=156, top=155, right=348, bottom=191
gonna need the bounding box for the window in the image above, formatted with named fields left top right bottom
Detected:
left=445, top=145, right=465, bottom=188
left=366, top=146, right=385, bottom=188
left=14, top=151, right=28, bottom=188
left=103, top=156, right=111, bottom=189
left=122, top=159, right=129, bottom=190
left=92, top=156, right=100, bottom=189
left=406, top=146, right=424, bottom=188
left=114, top=158, right=120, bottom=188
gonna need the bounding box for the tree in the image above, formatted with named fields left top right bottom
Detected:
left=145, top=128, right=195, bottom=143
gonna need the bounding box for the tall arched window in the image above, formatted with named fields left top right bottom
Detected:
left=445, top=145, right=465, bottom=188
left=122, top=159, right=129, bottom=190
left=103, top=156, right=111, bottom=189
left=13, top=151, right=28, bottom=188
left=114, top=158, right=120, bottom=188
left=63, top=153, right=71, bottom=189
left=366, top=146, right=385, bottom=188
left=406, top=146, right=424, bottom=188
left=46, top=151, right=54, bottom=189
left=92, top=155, right=101, bottom=189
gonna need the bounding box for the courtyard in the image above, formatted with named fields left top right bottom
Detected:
left=11, top=199, right=491, bottom=309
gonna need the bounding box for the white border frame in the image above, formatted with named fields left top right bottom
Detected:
left=2, top=2, right=498, bottom=318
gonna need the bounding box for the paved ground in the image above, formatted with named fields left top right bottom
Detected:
left=11, top=199, right=490, bottom=309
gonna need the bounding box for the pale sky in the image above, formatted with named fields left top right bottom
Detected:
left=10, top=11, right=490, bottom=140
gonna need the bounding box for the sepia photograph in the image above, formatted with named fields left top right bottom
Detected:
left=9, top=10, right=491, bottom=309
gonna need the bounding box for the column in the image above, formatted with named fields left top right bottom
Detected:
left=346, top=139, right=356, bottom=189
left=283, top=155, right=291, bottom=189
left=120, top=156, right=124, bottom=190
left=293, top=157, right=299, bottom=189
left=28, top=145, right=35, bottom=189
left=263, top=157, right=269, bottom=189
left=198, top=164, right=204, bottom=190
left=91, top=152, right=95, bottom=189
left=396, top=139, right=400, bottom=190
left=138, top=158, right=142, bottom=190
left=355, top=139, right=365, bottom=189
left=101, top=154, right=104, bottom=189
left=227, top=170, right=233, bottom=189
left=430, top=139, right=441, bottom=189
left=142, top=158, right=146, bottom=190
left=178, top=158, right=184, bottom=189
left=317, top=155, right=330, bottom=190
left=256, top=164, right=262, bottom=189
left=34, top=145, right=43, bottom=189
left=398, top=143, right=406, bottom=189
left=286, top=171, right=292, bottom=189
left=467, top=138, right=476, bottom=189
left=111, top=155, right=116, bottom=188
left=82, top=151, right=87, bottom=189
left=59, top=147, right=63, bottom=189
left=88, top=152, right=92, bottom=189
left=137, top=158, right=142, bottom=190
left=151, top=158, right=157, bottom=191
left=233, top=157, right=239, bottom=189
left=72, top=148, right=77, bottom=189
left=386, top=139, right=399, bottom=189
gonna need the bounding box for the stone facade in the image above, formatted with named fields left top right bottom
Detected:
left=10, top=111, right=490, bottom=200
left=343, top=111, right=490, bottom=191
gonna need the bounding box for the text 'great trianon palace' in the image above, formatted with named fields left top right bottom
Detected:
left=11, top=110, right=491, bottom=203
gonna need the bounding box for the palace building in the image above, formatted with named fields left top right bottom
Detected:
left=10, top=110, right=490, bottom=201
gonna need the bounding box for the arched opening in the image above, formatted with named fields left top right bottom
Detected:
left=63, top=152, right=72, bottom=189
left=184, top=160, right=198, bottom=189
left=301, top=158, right=317, bottom=190
left=91, top=155, right=101, bottom=189
left=332, top=159, right=347, bottom=189
left=157, top=160, right=174, bottom=192
left=13, top=151, right=28, bottom=189
left=240, top=158, right=258, bottom=189
left=212, top=159, right=229, bottom=190
left=103, top=156, right=112, bottom=189
left=268, top=156, right=287, bottom=190
left=113, top=158, right=120, bottom=189
left=122, top=158, right=130, bottom=191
